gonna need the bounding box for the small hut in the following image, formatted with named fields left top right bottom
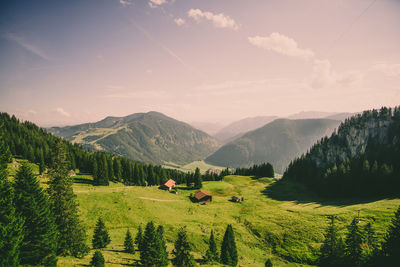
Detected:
left=160, top=179, right=176, bottom=191
left=193, top=190, right=212, bottom=203
left=231, top=196, right=241, bottom=202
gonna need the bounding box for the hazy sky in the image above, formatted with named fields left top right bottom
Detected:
left=0, top=0, right=399, bottom=127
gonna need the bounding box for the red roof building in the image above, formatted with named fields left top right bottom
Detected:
left=193, top=190, right=212, bottom=202
left=160, top=179, right=176, bottom=191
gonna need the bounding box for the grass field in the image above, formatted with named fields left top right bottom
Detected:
left=8, top=160, right=400, bottom=266
left=57, top=175, right=399, bottom=266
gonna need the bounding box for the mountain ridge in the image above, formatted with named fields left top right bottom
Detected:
left=48, top=111, right=221, bottom=165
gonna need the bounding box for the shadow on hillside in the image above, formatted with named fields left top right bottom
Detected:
left=73, top=177, right=94, bottom=185
left=263, top=179, right=394, bottom=207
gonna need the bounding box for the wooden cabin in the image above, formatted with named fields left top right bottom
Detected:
left=160, top=179, right=176, bottom=191
left=193, top=190, right=212, bottom=203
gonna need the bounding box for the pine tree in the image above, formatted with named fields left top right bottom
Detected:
left=156, top=225, right=169, bottom=266
left=13, top=163, right=58, bottom=266
left=140, top=221, right=161, bottom=266
left=92, top=218, right=111, bottom=249
left=135, top=225, right=144, bottom=252
left=90, top=250, right=105, bottom=267
left=0, top=138, right=24, bottom=267
left=265, top=258, right=273, bottom=267
left=345, top=218, right=363, bottom=266
left=204, top=230, right=219, bottom=263
left=382, top=206, right=400, bottom=266
left=47, top=141, right=89, bottom=257
left=220, top=224, right=238, bottom=266
left=193, top=167, right=202, bottom=189
left=113, top=158, right=122, bottom=181
left=124, top=229, right=135, bottom=254
left=172, top=227, right=195, bottom=267
left=319, top=216, right=344, bottom=267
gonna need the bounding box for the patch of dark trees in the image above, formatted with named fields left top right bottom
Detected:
left=283, top=107, right=400, bottom=198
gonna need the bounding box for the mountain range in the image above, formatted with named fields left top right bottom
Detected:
left=48, top=111, right=220, bottom=165
left=205, top=118, right=341, bottom=173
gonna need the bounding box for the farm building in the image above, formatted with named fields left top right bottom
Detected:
left=160, top=179, right=176, bottom=191
left=231, top=196, right=241, bottom=202
left=193, top=190, right=212, bottom=203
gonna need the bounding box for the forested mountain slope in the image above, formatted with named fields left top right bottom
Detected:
left=0, top=112, right=187, bottom=186
left=206, top=118, right=341, bottom=173
left=48, top=111, right=220, bottom=165
left=283, top=107, right=400, bottom=197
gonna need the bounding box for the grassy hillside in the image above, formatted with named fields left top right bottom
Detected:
left=206, top=119, right=341, bottom=173
left=7, top=160, right=399, bottom=266
left=46, top=175, right=397, bottom=266
left=48, top=111, right=221, bottom=165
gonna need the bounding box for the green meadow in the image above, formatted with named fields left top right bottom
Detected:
left=53, top=174, right=400, bottom=266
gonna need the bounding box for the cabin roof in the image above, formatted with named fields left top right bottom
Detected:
left=164, top=179, right=176, bottom=187
left=194, top=190, right=212, bottom=200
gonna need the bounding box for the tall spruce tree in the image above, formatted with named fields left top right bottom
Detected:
left=193, top=167, right=202, bottom=189
left=0, top=139, right=24, bottom=267
left=382, top=206, right=400, bottom=266
left=156, top=225, right=169, bottom=266
left=135, top=225, right=144, bottom=252
left=13, top=163, right=58, bottom=266
left=124, top=229, right=135, bottom=254
left=90, top=250, right=105, bottom=267
left=140, top=222, right=167, bottom=266
left=319, top=216, right=345, bottom=267
left=220, top=224, right=238, bottom=266
left=345, top=218, right=363, bottom=266
left=172, top=227, right=195, bottom=267
left=47, top=141, right=89, bottom=257
left=92, top=218, right=111, bottom=249
left=204, top=230, right=219, bottom=263
left=265, top=258, right=273, bottom=267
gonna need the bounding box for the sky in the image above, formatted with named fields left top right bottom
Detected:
left=0, top=0, right=399, bottom=127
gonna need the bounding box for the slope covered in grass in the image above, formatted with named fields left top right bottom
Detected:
left=52, top=174, right=400, bottom=266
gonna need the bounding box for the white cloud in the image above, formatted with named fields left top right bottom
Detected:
left=174, top=18, right=185, bottom=26
left=56, top=107, right=71, bottom=117
left=371, top=63, right=400, bottom=77
left=119, top=0, right=133, bottom=7
left=309, top=59, right=363, bottom=89
left=145, top=69, right=153, bottom=74
left=3, top=33, right=50, bottom=61
left=27, top=109, right=37, bottom=115
left=149, top=0, right=167, bottom=8
left=187, top=9, right=239, bottom=30
left=248, top=33, right=314, bottom=59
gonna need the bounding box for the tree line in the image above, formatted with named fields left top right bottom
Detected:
left=283, top=107, right=400, bottom=198
left=89, top=217, right=239, bottom=267
left=319, top=206, right=400, bottom=267
left=0, top=112, right=190, bottom=187
left=0, top=138, right=89, bottom=266
left=234, top=162, right=274, bottom=178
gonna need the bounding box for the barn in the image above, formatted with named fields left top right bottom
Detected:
left=160, top=179, right=176, bottom=191
left=193, top=190, right=212, bottom=203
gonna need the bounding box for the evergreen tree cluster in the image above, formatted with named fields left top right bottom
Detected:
left=319, top=206, right=400, bottom=267
left=0, top=112, right=190, bottom=187
left=234, top=162, right=275, bottom=178
left=283, top=107, right=400, bottom=198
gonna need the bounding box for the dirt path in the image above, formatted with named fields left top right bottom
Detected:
left=138, top=197, right=182, bottom=202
